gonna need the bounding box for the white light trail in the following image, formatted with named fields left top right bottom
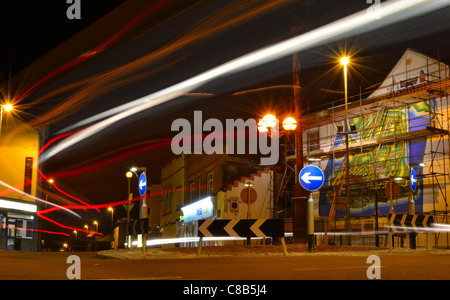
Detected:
left=0, top=179, right=81, bottom=218
left=42, top=0, right=450, bottom=161
left=387, top=223, right=450, bottom=233
left=144, top=236, right=250, bottom=247
left=314, top=231, right=389, bottom=236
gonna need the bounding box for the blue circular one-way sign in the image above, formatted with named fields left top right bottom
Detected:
left=299, top=165, right=324, bottom=192
left=410, top=168, right=417, bottom=192
left=138, top=172, right=147, bottom=196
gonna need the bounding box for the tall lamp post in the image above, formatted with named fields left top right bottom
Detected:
left=108, top=207, right=114, bottom=233
left=124, top=171, right=134, bottom=222
left=340, top=56, right=352, bottom=245
left=258, top=114, right=298, bottom=229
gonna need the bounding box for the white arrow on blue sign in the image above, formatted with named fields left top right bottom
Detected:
left=410, top=168, right=416, bottom=192
left=139, top=172, right=147, bottom=196
left=299, top=165, right=324, bottom=191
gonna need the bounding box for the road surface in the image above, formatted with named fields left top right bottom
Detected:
left=0, top=250, right=449, bottom=280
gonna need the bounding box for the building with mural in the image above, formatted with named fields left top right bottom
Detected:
left=302, top=49, right=449, bottom=247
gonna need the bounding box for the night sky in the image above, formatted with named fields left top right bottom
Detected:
left=2, top=0, right=450, bottom=236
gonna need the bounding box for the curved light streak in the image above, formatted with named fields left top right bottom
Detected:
left=41, top=0, right=450, bottom=162
left=0, top=222, right=70, bottom=237
left=0, top=179, right=81, bottom=219
left=12, top=0, right=171, bottom=105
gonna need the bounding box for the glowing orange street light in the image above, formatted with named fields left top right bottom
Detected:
left=258, top=114, right=277, bottom=132
left=282, top=117, right=297, bottom=131
left=3, top=104, right=13, bottom=112
left=340, top=56, right=349, bottom=66
left=0, top=103, right=13, bottom=137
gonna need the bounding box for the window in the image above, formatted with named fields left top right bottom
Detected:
left=175, top=185, right=183, bottom=210
left=167, top=184, right=172, bottom=214
left=307, top=130, right=320, bottom=152
left=198, top=176, right=202, bottom=199
left=24, top=157, right=33, bottom=195
left=189, top=181, right=195, bottom=203
left=163, top=185, right=173, bottom=215
left=206, top=171, right=214, bottom=196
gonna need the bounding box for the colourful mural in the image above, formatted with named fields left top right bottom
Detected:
left=319, top=99, right=434, bottom=217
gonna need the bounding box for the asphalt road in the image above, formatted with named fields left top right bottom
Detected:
left=1, top=250, right=450, bottom=281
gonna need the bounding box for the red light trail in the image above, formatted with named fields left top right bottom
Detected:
left=47, top=138, right=172, bottom=180
left=12, top=0, right=171, bottom=105
left=0, top=222, right=70, bottom=237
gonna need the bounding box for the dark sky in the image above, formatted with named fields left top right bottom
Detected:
left=3, top=0, right=450, bottom=236
left=2, top=0, right=127, bottom=77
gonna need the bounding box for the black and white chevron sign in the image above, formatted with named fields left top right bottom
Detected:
left=126, top=218, right=149, bottom=236
left=198, top=219, right=284, bottom=238
left=388, top=214, right=434, bottom=232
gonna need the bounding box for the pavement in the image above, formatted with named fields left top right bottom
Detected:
left=96, top=244, right=448, bottom=259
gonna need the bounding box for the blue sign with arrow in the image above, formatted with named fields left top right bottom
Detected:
left=138, top=172, right=147, bottom=196
left=410, top=168, right=416, bottom=192
left=299, top=165, right=324, bottom=192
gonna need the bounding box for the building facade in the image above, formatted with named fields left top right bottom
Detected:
left=160, top=154, right=185, bottom=241
left=0, top=114, right=40, bottom=251
left=159, top=153, right=266, bottom=245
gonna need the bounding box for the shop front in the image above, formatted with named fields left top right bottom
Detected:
left=0, top=198, right=38, bottom=251
left=180, top=196, right=214, bottom=246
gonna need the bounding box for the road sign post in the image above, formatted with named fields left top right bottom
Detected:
left=138, top=171, right=148, bottom=254
left=409, top=168, right=417, bottom=249
left=409, top=168, right=416, bottom=213
left=299, top=165, right=324, bottom=253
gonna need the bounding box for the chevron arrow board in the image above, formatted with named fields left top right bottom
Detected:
left=198, top=219, right=284, bottom=238
left=125, top=218, right=149, bottom=236
left=388, top=214, right=434, bottom=232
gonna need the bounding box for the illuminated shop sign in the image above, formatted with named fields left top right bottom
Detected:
left=0, top=199, right=37, bottom=213
left=181, top=197, right=213, bottom=223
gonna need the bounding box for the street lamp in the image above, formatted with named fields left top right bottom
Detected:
left=0, top=103, right=13, bottom=137
left=258, top=114, right=298, bottom=133
left=258, top=114, right=277, bottom=133
left=282, top=117, right=297, bottom=131
left=3, top=104, right=13, bottom=112
left=93, top=220, right=98, bottom=232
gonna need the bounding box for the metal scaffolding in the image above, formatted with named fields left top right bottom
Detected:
left=301, top=54, right=450, bottom=248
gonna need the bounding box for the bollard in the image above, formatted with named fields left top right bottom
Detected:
left=197, top=237, right=203, bottom=256
left=427, top=231, right=432, bottom=251
left=281, top=237, right=288, bottom=256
